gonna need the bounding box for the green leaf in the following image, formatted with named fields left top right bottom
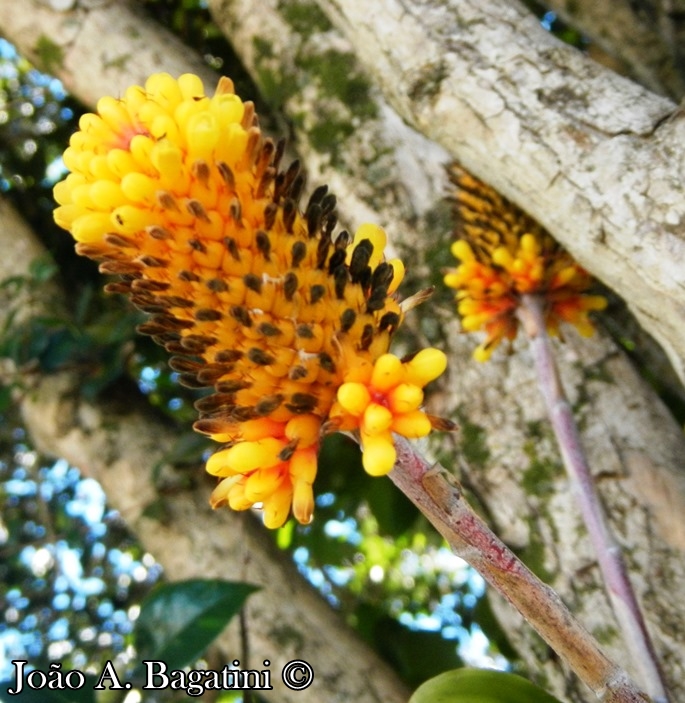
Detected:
left=409, top=668, right=564, bottom=703
left=366, top=476, right=418, bottom=536
left=0, top=676, right=97, bottom=702
left=133, top=579, right=259, bottom=672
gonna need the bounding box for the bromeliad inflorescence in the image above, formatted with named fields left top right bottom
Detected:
left=443, top=165, right=607, bottom=361
left=53, top=72, right=450, bottom=528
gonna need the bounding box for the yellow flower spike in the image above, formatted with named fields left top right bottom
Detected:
left=362, top=403, right=394, bottom=435
left=360, top=431, right=397, bottom=476
left=55, top=72, right=452, bottom=528
left=370, top=353, right=404, bottom=392
left=445, top=163, right=607, bottom=359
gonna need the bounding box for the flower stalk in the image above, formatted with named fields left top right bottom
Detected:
left=388, top=435, right=652, bottom=703
left=517, top=293, right=669, bottom=703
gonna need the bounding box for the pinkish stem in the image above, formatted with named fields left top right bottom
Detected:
left=518, top=293, right=669, bottom=703
left=389, top=435, right=652, bottom=703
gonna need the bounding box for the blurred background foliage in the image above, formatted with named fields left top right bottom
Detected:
left=0, top=0, right=607, bottom=700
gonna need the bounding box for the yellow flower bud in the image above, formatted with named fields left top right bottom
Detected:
left=473, top=344, right=494, bottom=363
left=362, top=403, right=394, bottom=435
left=285, top=415, right=321, bottom=447
left=520, top=233, right=539, bottom=255
left=227, top=480, right=254, bottom=511
left=337, top=382, right=371, bottom=416
left=209, top=475, right=242, bottom=509
left=404, top=348, right=447, bottom=387
left=387, top=258, right=405, bottom=293
left=223, top=437, right=285, bottom=473
left=120, top=172, right=159, bottom=205
left=350, top=223, right=387, bottom=268
left=289, top=448, right=318, bottom=484
left=241, top=417, right=284, bottom=442
left=388, top=383, right=424, bottom=414
left=492, top=246, right=513, bottom=268
left=244, top=466, right=286, bottom=502
left=391, top=410, right=431, bottom=438
left=177, top=72, right=205, bottom=100
left=72, top=213, right=113, bottom=243
left=187, top=112, right=220, bottom=159
left=450, top=239, right=474, bottom=262
left=360, top=431, right=396, bottom=476
left=292, top=480, right=314, bottom=525
left=370, top=354, right=404, bottom=392
left=262, top=486, right=294, bottom=529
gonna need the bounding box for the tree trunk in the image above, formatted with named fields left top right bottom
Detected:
left=2, top=0, right=685, bottom=700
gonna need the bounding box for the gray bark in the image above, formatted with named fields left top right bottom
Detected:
left=542, top=0, right=685, bottom=99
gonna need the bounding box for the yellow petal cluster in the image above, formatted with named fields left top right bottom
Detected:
left=53, top=72, right=448, bottom=528
left=443, top=165, right=607, bottom=361
left=331, top=349, right=448, bottom=476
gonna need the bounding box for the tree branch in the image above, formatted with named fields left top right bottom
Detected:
left=389, top=436, right=652, bottom=703
left=542, top=0, right=685, bottom=99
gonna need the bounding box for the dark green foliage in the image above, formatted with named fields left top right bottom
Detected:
left=133, top=580, right=258, bottom=674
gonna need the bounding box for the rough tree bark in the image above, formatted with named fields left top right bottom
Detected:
left=1, top=1, right=685, bottom=701
left=542, top=0, right=685, bottom=99
left=0, top=197, right=410, bottom=703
